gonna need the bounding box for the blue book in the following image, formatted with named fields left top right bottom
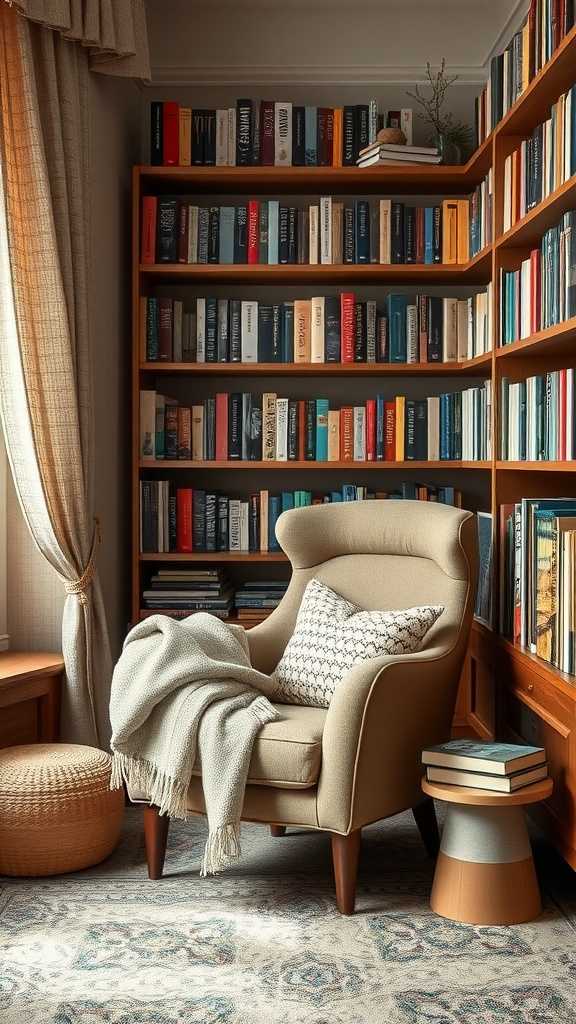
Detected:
left=281, top=491, right=294, bottom=512
left=268, top=201, right=279, bottom=264
left=424, top=208, right=434, bottom=264
left=387, top=294, right=408, bottom=361
left=330, top=491, right=342, bottom=502
left=315, top=399, right=329, bottom=460
left=305, top=106, right=317, bottom=165
left=268, top=495, right=281, bottom=551
left=302, top=491, right=312, bottom=506
left=440, top=393, right=451, bottom=460
left=376, top=395, right=385, bottom=460
left=342, top=484, right=356, bottom=501
left=218, top=207, right=235, bottom=264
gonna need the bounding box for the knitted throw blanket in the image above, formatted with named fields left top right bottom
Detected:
left=109, top=613, right=279, bottom=875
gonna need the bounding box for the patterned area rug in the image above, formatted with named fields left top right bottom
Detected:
left=1, top=808, right=576, bottom=1023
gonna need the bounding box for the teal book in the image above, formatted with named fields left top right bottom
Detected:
left=268, top=495, right=281, bottom=551
left=424, top=208, right=434, bottom=264
left=386, top=294, right=408, bottom=361
left=281, top=301, right=294, bottom=362
left=281, top=491, right=294, bottom=512
left=304, top=106, right=317, bottom=165
left=315, top=399, right=329, bottom=460
left=218, top=206, right=235, bottom=264
left=268, top=201, right=279, bottom=264
left=422, top=739, right=545, bottom=775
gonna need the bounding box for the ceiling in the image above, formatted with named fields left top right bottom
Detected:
left=145, top=0, right=529, bottom=85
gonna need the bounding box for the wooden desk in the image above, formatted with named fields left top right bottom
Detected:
left=0, top=652, right=64, bottom=748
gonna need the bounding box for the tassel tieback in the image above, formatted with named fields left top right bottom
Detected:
left=62, top=517, right=101, bottom=605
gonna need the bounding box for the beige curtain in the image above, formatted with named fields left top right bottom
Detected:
left=0, top=2, right=147, bottom=745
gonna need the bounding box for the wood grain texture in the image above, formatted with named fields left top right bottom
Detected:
left=430, top=851, right=542, bottom=925
left=331, top=830, right=361, bottom=915
left=422, top=777, right=553, bottom=807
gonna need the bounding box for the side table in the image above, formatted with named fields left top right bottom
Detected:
left=422, top=776, right=553, bottom=925
left=0, top=652, right=64, bottom=748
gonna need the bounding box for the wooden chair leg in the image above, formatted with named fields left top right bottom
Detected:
left=413, top=796, right=440, bottom=858
left=270, top=825, right=286, bottom=837
left=144, top=805, right=170, bottom=879
left=331, top=829, right=361, bottom=915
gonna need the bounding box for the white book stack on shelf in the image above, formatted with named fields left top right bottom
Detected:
left=357, top=143, right=441, bottom=167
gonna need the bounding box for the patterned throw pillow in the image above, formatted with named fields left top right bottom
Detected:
left=274, top=578, right=443, bottom=708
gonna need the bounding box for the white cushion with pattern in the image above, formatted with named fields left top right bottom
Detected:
left=274, top=578, right=443, bottom=708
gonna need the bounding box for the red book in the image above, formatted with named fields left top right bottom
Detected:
left=162, top=102, right=180, bottom=165
left=384, top=401, right=396, bottom=461
left=260, top=101, right=275, bottom=165
left=157, top=298, right=173, bottom=361
left=176, top=488, right=193, bottom=552
left=298, top=400, right=305, bottom=461
left=365, top=399, right=376, bottom=461
left=141, top=196, right=157, bottom=264
left=559, top=368, right=567, bottom=459
left=340, top=407, right=354, bottom=460
left=247, top=201, right=259, bottom=264
left=215, top=392, right=228, bottom=460
left=340, top=292, right=355, bottom=362
left=177, top=201, right=189, bottom=263
left=177, top=407, right=191, bottom=459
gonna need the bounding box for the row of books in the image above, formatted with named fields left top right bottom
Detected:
left=142, top=569, right=288, bottom=617
left=469, top=170, right=493, bottom=257
left=150, top=100, right=413, bottom=167
left=475, top=0, right=575, bottom=144
left=140, top=386, right=491, bottom=464
left=423, top=740, right=548, bottom=794
left=500, top=497, right=576, bottom=674
left=501, top=368, right=576, bottom=462
left=141, top=290, right=493, bottom=366
left=499, top=211, right=576, bottom=344
left=502, top=85, right=576, bottom=232
left=141, top=196, right=473, bottom=267
left=140, top=484, right=463, bottom=555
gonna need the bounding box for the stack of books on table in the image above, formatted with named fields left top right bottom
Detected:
left=422, top=740, right=548, bottom=793
left=141, top=569, right=234, bottom=618
left=234, top=580, right=288, bottom=622
left=357, top=143, right=441, bottom=167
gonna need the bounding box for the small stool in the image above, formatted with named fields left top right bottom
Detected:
left=0, top=743, right=124, bottom=876
left=422, top=776, right=553, bottom=925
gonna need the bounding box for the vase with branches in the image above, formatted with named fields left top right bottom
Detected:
left=406, top=59, right=473, bottom=164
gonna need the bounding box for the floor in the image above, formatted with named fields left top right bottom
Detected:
left=1, top=808, right=576, bottom=1023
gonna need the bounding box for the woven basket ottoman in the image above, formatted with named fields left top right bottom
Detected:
left=0, top=743, right=124, bottom=876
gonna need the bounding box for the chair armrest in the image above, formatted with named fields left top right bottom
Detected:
left=316, top=644, right=463, bottom=833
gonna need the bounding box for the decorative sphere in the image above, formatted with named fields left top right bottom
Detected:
left=376, top=127, right=406, bottom=145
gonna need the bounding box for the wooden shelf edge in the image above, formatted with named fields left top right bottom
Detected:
left=140, top=459, right=492, bottom=471
left=496, top=317, right=576, bottom=359
left=496, top=174, right=576, bottom=250
left=140, top=552, right=287, bottom=562
left=497, top=635, right=576, bottom=697
left=496, top=461, right=576, bottom=472
left=141, top=354, right=493, bottom=376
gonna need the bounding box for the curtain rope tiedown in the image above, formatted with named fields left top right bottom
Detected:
left=61, top=517, right=101, bottom=604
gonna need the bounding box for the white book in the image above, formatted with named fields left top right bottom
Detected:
left=407, top=304, right=418, bottom=362
left=457, top=299, right=469, bottom=361
left=353, top=407, right=366, bottom=461
left=567, top=368, right=574, bottom=460
left=274, top=102, right=292, bottom=166
left=173, top=300, right=183, bottom=361
left=379, top=199, right=391, bottom=263
left=310, top=296, right=325, bottom=362
left=565, top=90, right=572, bottom=184
left=320, top=197, right=332, bottom=264
left=240, top=502, right=249, bottom=551
left=228, top=500, right=241, bottom=551
left=366, top=300, right=377, bottom=362
left=275, top=397, right=289, bottom=460
left=519, top=139, right=527, bottom=219
left=187, top=205, right=199, bottom=263
left=503, top=155, right=512, bottom=233
left=426, top=764, right=548, bottom=792
left=309, top=205, right=319, bottom=264
left=427, top=396, right=440, bottom=461
left=196, top=297, right=206, bottom=362
left=520, top=258, right=531, bottom=338
left=259, top=490, right=269, bottom=552
left=400, top=108, right=413, bottom=146
left=442, top=297, right=458, bottom=361
left=368, top=99, right=378, bottom=144
left=140, top=390, right=156, bottom=458
left=241, top=300, right=258, bottom=362
left=227, top=107, right=236, bottom=166
left=216, top=109, right=228, bottom=166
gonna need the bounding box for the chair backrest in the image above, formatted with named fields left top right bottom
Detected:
left=247, top=500, right=478, bottom=675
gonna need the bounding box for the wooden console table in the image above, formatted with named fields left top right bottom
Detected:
left=0, top=652, right=64, bottom=748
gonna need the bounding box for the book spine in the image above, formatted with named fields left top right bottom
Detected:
left=150, top=102, right=163, bottom=165
left=292, top=106, right=305, bottom=165
left=176, top=489, right=193, bottom=552
left=340, top=292, right=355, bottom=362
left=162, top=102, right=179, bottom=165
left=236, top=99, right=252, bottom=165
left=274, top=102, right=292, bottom=166
left=260, top=100, right=275, bottom=165
left=355, top=200, right=370, bottom=263
left=247, top=201, right=259, bottom=264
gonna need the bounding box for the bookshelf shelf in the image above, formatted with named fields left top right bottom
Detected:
left=140, top=552, right=288, bottom=562
left=495, top=318, right=576, bottom=362
left=497, top=636, right=576, bottom=699
left=140, top=459, right=491, bottom=471
left=141, top=354, right=493, bottom=377
left=496, top=173, right=576, bottom=250
left=496, top=461, right=576, bottom=472
left=140, top=251, right=493, bottom=284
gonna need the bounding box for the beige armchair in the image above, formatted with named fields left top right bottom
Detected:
left=143, top=499, right=478, bottom=913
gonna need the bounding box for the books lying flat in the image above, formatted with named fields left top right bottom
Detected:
left=358, top=152, right=442, bottom=167
left=426, top=764, right=548, bottom=792
left=422, top=739, right=545, bottom=775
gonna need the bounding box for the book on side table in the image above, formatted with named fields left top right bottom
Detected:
left=422, top=739, right=547, bottom=793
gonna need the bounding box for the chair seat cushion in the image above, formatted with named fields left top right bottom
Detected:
left=192, top=704, right=325, bottom=789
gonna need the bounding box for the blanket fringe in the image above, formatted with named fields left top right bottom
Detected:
left=201, top=823, right=241, bottom=876
left=110, top=750, right=190, bottom=820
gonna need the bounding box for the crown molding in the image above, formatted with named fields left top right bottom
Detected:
left=149, top=64, right=488, bottom=87
left=482, top=0, right=529, bottom=65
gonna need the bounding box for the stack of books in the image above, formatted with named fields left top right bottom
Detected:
left=422, top=740, right=548, bottom=793
left=357, top=143, right=440, bottom=167
left=142, top=569, right=233, bottom=617
left=234, top=581, right=289, bottom=622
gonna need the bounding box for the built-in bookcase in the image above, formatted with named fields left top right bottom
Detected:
left=133, top=24, right=576, bottom=869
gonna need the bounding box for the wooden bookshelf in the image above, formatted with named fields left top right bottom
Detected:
left=133, top=23, right=576, bottom=869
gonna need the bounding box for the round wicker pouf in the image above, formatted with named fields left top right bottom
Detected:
left=0, top=743, right=124, bottom=877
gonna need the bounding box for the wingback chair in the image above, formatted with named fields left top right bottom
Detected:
left=143, top=500, right=478, bottom=913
